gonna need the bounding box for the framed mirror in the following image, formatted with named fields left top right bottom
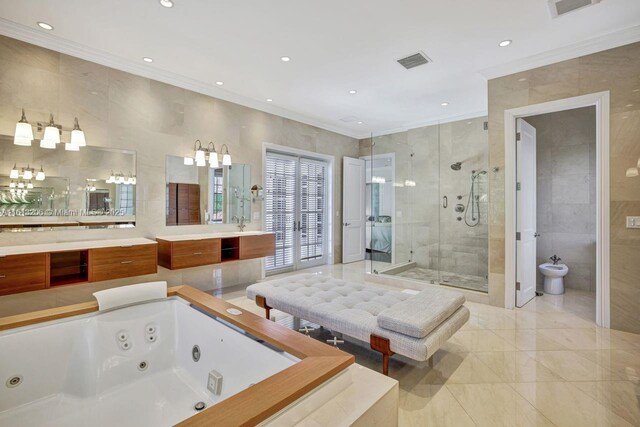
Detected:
left=0, top=135, right=136, bottom=231
left=165, top=155, right=251, bottom=225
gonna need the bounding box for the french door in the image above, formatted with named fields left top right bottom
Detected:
left=265, top=152, right=328, bottom=273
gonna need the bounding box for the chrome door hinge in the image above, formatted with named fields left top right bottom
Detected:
left=516, top=132, right=521, bottom=141
left=516, top=281, right=521, bottom=291
left=483, top=121, right=488, bottom=130
left=516, top=232, right=521, bottom=240
left=516, top=182, right=521, bottom=191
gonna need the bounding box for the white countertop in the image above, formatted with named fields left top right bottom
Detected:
left=155, top=231, right=274, bottom=242
left=0, top=238, right=157, bottom=257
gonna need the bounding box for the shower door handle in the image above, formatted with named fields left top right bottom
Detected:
left=442, top=196, right=448, bottom=209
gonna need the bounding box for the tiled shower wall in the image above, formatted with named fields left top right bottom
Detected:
left=359, top=116, right=489, bottom=282
left=525, top=107, right=597, bottom=292
left=488, top=42, right=640, bottom=333
left=0, top=35, right=359, bottom=316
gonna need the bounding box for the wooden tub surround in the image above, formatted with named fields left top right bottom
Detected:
left=0, top=285, right=354, bottom=427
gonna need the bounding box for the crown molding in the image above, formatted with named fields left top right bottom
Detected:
left=479, top=24, right=640, bottom=80
left=0, top=18, right=364, bottom=140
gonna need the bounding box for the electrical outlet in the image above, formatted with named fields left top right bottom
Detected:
left=626, top=216, right=640, bottom=229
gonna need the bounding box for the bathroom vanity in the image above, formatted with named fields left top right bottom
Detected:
left=156, top=231, right=275, bottom=270
left=0, top=238, right=157, bottom=295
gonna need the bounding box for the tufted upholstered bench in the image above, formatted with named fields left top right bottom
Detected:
left=246, top=273, right=469, bottom=375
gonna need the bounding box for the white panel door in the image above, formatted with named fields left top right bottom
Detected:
left=516, top=118, right=537, bottom=307
left=342, top=157, right=366, bottom=263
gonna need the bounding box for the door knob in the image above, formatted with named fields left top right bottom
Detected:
left=344, top=222, right=351, bottom=226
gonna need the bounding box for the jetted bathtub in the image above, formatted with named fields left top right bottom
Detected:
left=0, top=297, right=300, bottom=427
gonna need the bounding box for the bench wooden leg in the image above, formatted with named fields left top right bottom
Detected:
left=255, top=295, right=272, bottom=320
left=370, top=335, right=394, bottom=376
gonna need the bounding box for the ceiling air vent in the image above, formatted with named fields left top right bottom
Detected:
left=548, top=0, right=601, bottom=18
left=397, top=51, right=431, bottom=70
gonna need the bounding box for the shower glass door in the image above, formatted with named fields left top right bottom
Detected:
left=366, top=117, right=489, bottom=293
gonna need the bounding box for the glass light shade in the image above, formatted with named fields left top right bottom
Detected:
left=36, top=170, right=45, bottom=181
left=43, top=125, right=60, bottom=146
left=209, top=153, right=219, bottom=168
left=9, top=166, right=19, bottom=179
left=183, top=156, right=194, bottom=166
left=14, top=136, right=32, bottom=146
left=222, top=153, right=232, bottom=166
left=39, top=139, right=56, bottom=149
left=626, top=167, right=639, bottom=178
left=9, top=181, right=15, bottom=188
left=27, top=181, right=33, bottom=189
left=117, top=175, right=125, bottom=184
left=404, top=179, right=416, bottom=187
left=65, top=142, right=80, bottom=151
left=132, top=176, right=137, bottom=185
left=14, top=121, right=33, bottom=142
left=23, top=169, right=33, bottom=180
left=195, top=149, right=206, bottom=167
left=17, top=181, right=24, bottom=189
left=70, top=129, right=86, bottom=147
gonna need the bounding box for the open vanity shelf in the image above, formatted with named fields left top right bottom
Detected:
left=156, top=232, right=275, bottom=270
left=0, top=238, right=157, bottom=296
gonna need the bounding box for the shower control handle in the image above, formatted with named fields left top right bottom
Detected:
left=442, top=196, right=448, bottom=209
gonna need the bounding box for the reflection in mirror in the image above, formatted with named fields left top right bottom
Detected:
left=165, top=155, right=251, bottom=225
left=0, top=135, right=136, bottom=231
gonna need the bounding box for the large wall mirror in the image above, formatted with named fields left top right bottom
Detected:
left=0, top=135, right=136, bottom=231
left=165, top=155, right=251, bottom=225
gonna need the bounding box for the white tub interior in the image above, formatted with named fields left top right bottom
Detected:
left=0, top=298, right=298, bottom=427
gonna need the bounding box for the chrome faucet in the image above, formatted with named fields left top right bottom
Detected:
left=549, top=255, right=561, bottom=265
left=232, top=215, right=246, bottom=232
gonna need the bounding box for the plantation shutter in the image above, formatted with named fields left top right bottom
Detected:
left=298, top=158, right=326, bottom=264
left=265, top=153, right=296, bottom=271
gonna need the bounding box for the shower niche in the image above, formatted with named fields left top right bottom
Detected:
left=363, top=117, right=489, bottom=293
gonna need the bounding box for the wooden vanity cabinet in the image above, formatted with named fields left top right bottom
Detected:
left=89, top=244, right=158, bottom=282
left=0, top=240, right=158, bottom=296
left=157, top=233, right=275, bottom=270
left=0, top=253, right=47, bottom=295
left=239, top=234, right=276, bottom=260
left=157, top=238, right=221, bottom=270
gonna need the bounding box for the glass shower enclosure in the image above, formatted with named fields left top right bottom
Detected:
left=362, top=117, right=489, bottom=293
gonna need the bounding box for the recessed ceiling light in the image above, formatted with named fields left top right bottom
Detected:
left=518, top=77, right=527, bottom=82
left=215, top=81, right=224, bottom=86
left=357, top=121, right=364, bottom=124
left=159, top=0, right=174, bottom=7
left=441, top=102, right=449, bottom=106
left=626, top=104, right=634, bottom=107
left=633, top=89, right=640, bottom=93
left=349, top=90, right=357, bottom=94
left=37, top=22, right=53, bottom=30
left=143, top=57, right=153, bottom=63
left=280, top=56, right=291, bottom=62
left=499, top=40, right=512, bottom=47
left=266, top=98, right=273, bottom=102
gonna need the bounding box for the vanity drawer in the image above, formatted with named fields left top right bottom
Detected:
left=171, top=252, right=221, bottom=269
left=89, top=244, right=157, bottom=282
left=172, top=239, right=220, bottom=257
left=90, top=244, right=157, bottom=266
left=239, top=234, right=276, bottom=260
left=0, top=253, right=47, bottom=295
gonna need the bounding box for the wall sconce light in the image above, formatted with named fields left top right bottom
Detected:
left=22, top=166, right=33, bottom=180
left=41, top=114, right=60, bottom=149
left=14, top=109, right=34, bottom=146
left=26, top=181, right=34, bottom=189
left=627, top=167, right=639, bottom=178
left=221, top=144, right=232, bottom=166
left=35, top=166, right=45, bottom=181
left=10, top=164, right=19, bottom=179
left=185, top=140, right=232, bottom=168
left=70, top=117, right=86, bottom=147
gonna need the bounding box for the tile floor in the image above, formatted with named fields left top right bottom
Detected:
left=224, top=262, right=640, bottom=427
left=389, top=266, right=489, bottom=293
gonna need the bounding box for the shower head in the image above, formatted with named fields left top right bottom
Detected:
left=450, top=162, right=462, bottom=171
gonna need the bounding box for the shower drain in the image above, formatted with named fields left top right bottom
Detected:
left=138, top=361, right=148, bottom=371
left=6, top=375, right=22, bottom=388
